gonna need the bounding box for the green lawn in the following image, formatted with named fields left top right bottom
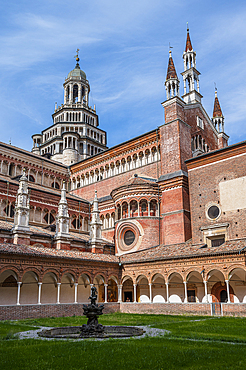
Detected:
left=1, top=313, right=246, bottom=370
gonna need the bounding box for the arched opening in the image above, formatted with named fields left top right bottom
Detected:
left=41, top=272, right=57, bottom=304
left=20, top=271, right=39, bottom=304
left=122, top=202, right=128, bottom=219
left=60, top=273, right=75, bottom=303
left=150, top=199, right=157, bottom=216
left=78, top=273, right=91, bottom=303
left=122, top=276, right=133, bottom=302
left=168, top=272, right=184, bottom=303
left=51, top=182, right=60, bottom=189
left=139, top=199, right=148, bottom=216
left=107, top=277, right=118, bottom=302
left=0, top=270, right=18, bottom=305
left=130, top=200, right=138, bottom=217
left=229, top=268, right=246, bottom=303
left=186, top=271, right=204, bottom=303
left=137, top=275, right=149, bottom=303
left=93, top=275, right=105, bottom=302
left=151, top=273, right=166, bottom=302
left=73, top=84, right=78, bottom=103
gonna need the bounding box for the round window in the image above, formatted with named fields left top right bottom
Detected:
left=207, top=205, right=220, bottom=220
left=124, top=230, right=135, bottom=246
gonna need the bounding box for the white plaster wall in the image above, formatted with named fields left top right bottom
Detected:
left=0, top=287, right=17, bottom=305
left=41, top=275, right=57, bottom=304
left=78, top=284, right=91, bottom=303
left=60, top=276, right=74, bottom=303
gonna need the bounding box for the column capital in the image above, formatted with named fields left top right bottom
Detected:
left=38, top=282, right=42, bottom=286
left=104, top=283, right=108, bottom=287
left=74, top=282, right=78, bottom=286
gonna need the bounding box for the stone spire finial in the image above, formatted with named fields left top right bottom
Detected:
left=55, top=181, right=71, bottom=241
left=89, top=190, right=103, bottom=252
left=12, top=169, right=31, bottom=244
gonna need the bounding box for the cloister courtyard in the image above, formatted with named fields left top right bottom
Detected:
left=0, top=313, right=246, bottom=369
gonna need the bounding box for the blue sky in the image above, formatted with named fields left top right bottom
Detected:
left=0, top=0, right=246, bottom=151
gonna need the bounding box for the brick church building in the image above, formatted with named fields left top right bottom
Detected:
left=0, top=28, right=246, bottom=319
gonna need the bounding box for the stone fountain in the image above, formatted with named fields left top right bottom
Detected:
left=38, top=286, right=144, bottom=339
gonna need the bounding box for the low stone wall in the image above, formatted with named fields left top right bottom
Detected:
left=1, top=302, right=246, bottom=320
left=120, top=303, right=212, bottom=316
left=222, top=303, right=246, bottom=317
left=0, top=303, right=120, bottom=321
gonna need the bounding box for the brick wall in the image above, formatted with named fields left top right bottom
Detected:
left=120, top=302, right=211, bottom=316
left=0, top=303, right=120, bottom=321
left=1, top=303, right=246, bottom=320
left=188, top=149, right=246, bottom=244
left=72, top=162, right=159, bottom=202
left=222, top=303, right=246, bottom=317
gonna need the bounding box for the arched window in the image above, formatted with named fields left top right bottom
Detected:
left=140, top=200, right=148, bottom=216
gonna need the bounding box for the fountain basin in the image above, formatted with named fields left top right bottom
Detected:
left=38, top=325, right=145, bottom=339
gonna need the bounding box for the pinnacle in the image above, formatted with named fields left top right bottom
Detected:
left=166, top=51, right=177, bottom=80
left=213, top=91, right=223, bottom=117
left=185, top=28, right=193, bottom=52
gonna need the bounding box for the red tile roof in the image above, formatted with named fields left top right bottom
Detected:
left=121, top=238, right=246, bottom=263
left=0, top=242, right=119, bottom=263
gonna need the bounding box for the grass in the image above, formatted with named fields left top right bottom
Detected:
left=1, top=313, right=246, bottom=369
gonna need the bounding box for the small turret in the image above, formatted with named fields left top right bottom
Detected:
left=212, top=89, right=224, bottom=132
left=165, top=50, right=180, bottom=100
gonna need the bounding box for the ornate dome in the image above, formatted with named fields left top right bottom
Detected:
left=67, top=63, right=86, bottom=80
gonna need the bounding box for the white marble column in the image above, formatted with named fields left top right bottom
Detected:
left=17, top=282, right=22, bottom=305
left=133, top=283, right=137, bottom=303
left=104, top=284, right=108, bottom=303
left=117, top=284, right=122, bottom=302
left=203, top=280, right=208, bottom=303
left=183, top=281, right=188, bottom=303
left=74, top=283, right=78, bottom=304
left=165, top=282, right=169, bottom=303
left=225, top=280, right=231, bottom=303
left=56, top=283, right=61, bottom=304
left=149, top=283, right=152, bottom=303
left=38, top=282, right=42, bottom=305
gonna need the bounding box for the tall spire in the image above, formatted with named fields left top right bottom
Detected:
left=212, top=89, right=224, bottom=132
left=165, top=50, right=180, bottom=100
left=185, top=23, right=193, bottom=52
left=181, top=25, right=202, bottom=104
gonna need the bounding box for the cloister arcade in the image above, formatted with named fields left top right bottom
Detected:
left=71, top=146, right=160, bottom=189
left=1, top=267, right=245, bottom=306
left=0, top=269, right=119, bottom=306
left=121, top=267, right=246, bottom=304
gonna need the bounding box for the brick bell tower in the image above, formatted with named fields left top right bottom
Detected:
left=159, top=46, right=192, bottom=245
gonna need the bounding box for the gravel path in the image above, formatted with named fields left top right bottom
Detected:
left=17, top=325, right=170, bottom=341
